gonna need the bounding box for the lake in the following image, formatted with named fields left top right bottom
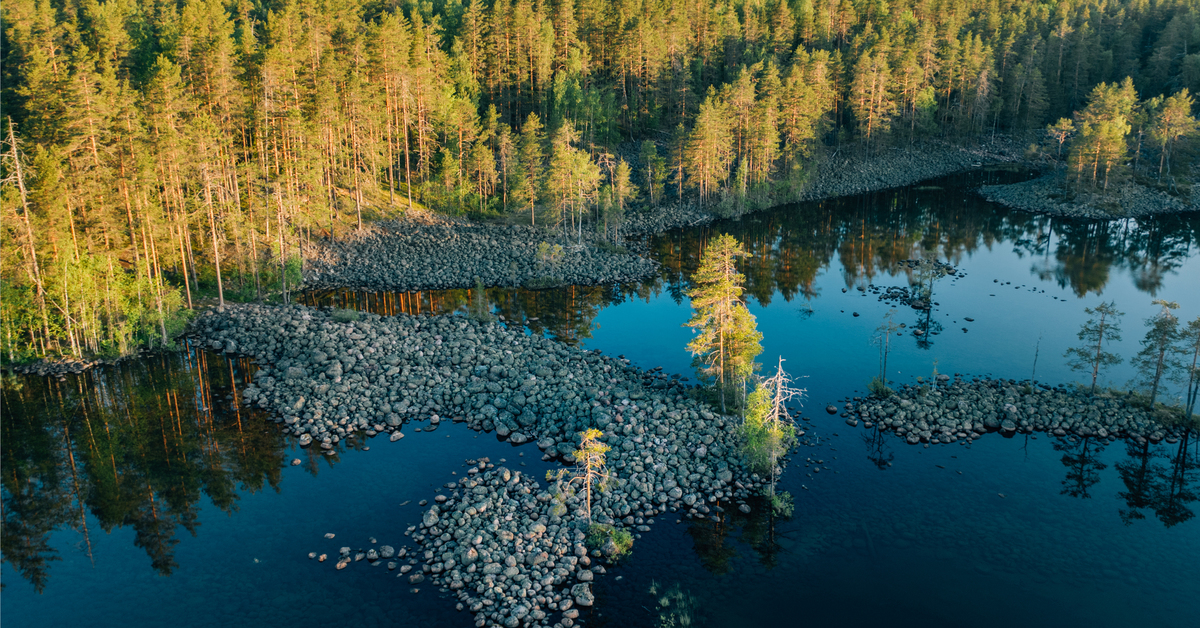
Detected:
left=4, top=169, right=1199, bottom=628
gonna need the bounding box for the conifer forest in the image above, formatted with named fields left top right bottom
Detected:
left=3, top=0, right=1200, bottom=360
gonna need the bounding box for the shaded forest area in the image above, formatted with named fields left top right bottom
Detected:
left=2, top=0, right=1199, bottom=362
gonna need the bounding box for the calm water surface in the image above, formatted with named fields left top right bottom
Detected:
left=4, top=170, right=1199, bottom=627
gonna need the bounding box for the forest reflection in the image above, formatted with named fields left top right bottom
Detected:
left=0, top=347, right=331, bottom=592
left=683, top=427, right=1200, bottom=577
left=653, top=174, right=1199, bottom=307
left=305, top=173, right=1198, bottom=351
left=5, top=174, right=1198, bottom=593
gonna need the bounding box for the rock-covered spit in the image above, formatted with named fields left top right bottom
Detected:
left=193, top=303, right=766, bottom=626
left=304, top=219, right=659, bottom=291
left=852, top=377, right=1189, bottom=445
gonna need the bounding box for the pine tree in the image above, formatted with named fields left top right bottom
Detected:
left=1068, top=78, right=1138, bottom=189
left=1131, top=300, right=1182, bottom=408
left=685, top=89, right=733, bottom=202
left=686, top=233, right=763, bottom=411
left=742, top=356, right=803, bottom=508
left=1047, top=117, right=1075, bottom=159
left=1064, top=301, right=1124, bottom=395
left=1175, top=317, right=1200, bottom=420
left=513, top=113, right=545, bottom=225
left=1150, top=89, right=1199, bottom=178
left=550, top=428, right=609, bottom=523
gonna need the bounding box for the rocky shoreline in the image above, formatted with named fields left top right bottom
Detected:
left=618, top=138, right=1027, bottom=237
left=10, top=352, right=155, bottom=378
left=303, top=219, right=660, bottom=292
left=843, top=376, right=1192, bottom=445
left=979, top=173, right=1197, bottom=219
left=192, top=303, right=773, bottom=628
left=798, top=137, right=1024, bottom=202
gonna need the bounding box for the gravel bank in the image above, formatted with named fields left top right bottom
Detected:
left=193, top=304, right=774, bottom=627
left=978, top=174, right=1197, bottom=219
left=304, top=219, right=659, bottom=291
left=798, top=138, right=1024, bottom=201
left=845, top=376, right=1190, bottom=445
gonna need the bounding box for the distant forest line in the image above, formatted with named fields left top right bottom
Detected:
left=2, top=0, right=1198, bottom=361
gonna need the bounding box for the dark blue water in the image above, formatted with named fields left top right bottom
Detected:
left=5, top=172, right=1199, bottom=627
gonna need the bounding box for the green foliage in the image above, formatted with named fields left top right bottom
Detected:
left=546, top=429, right=612, bottom=522
left=769, top=491, right=795, bottom=518
left=1150, top=90, right=1199, bottom=178
left=685, top=234, right=762, bottom=411
left=1065, top=301, right=1124, bottom=394
left=741, top=387, right=797, bottom=474
left=649, top=581, right=699, bottom=628
left=741, top=358, right=802, bottom=496
left=5, top=0, right=1200, bottom=362
left=867, top=376, right=894, bottom=398
left=466, top=276, right=494, bottom=323
left=1067, top=79, right=1139, bottom=190
left=585, top=523, right=634, bottom=559
left=331, top=309, right=360, bottom=323
left=536, top=242, right=564, bottom=267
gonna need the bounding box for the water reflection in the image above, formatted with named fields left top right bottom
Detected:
left=301, top=284, right=648, bottom=345
left=851, top=423, right=1199, bottom=531
left=1056, top=436, right=1109, bottom=499
left=861, top=426, right=896, bottom=470
left=0, top=348, right=304, bottom=591
left=301, top=171, right=1198, bottom=354
left=5, top=170, right=1199, bottom=602
left=655, top=173, right=1197, bottom=306
left=1116, top=432, right=1198, bottom=527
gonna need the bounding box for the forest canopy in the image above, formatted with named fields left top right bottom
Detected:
left=2, top=0, right=1199, bottom=362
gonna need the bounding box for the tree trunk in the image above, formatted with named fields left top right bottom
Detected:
left=204, top=167, right=225, bottom=308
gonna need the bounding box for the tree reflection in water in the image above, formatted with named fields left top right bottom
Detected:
left=862, top=426, right=896, bottom=471
left=1, top=347, right=294, bottom=591
left=1055, top=436, right=1109, bottom=499
left=1117, top=430, right=1199, bottom=528
left=686, top=498, right=798, bottom=573
left=307, top=171, right=1196, bottom=353
left=6, top=171, right=1197, bottom=593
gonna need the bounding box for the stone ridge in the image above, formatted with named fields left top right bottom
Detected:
left=303, top=220, right=659, bottom=291
left=849, top=377, right=1189, bottom=446
left=193, top=303, right=769, bottom=627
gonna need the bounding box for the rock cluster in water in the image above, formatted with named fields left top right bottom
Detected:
left=412, top=461, right=615, bottom=628
left=304, top=219, right=659, bottom=291
left=193, top=303, right=764, bottom=626
left=978, top=174, right=1196, bottom=219
left=847, top=377, right=1189, bottom=445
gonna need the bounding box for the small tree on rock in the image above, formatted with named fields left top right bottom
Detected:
left=1173, top=316, right=1200, bottom=420
left=1131, top=300, right=1181, bottom=408
left=870, top=309, right=900, bottom=396
left=548, top=428, right=611, bottom=523
left=1065, top=301, right=1124, bottom=394
left=742, top=357, right=804, bottom=514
